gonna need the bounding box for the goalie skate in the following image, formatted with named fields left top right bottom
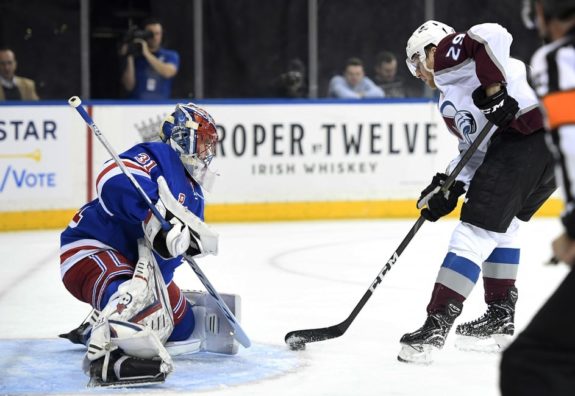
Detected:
left=87, top=349, right=169, bottom=388
left=59, top=309, right=100, bottom=346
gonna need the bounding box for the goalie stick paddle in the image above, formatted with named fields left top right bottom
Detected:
left=185, top=255, right=251, bottom=348
left=68, top=96, right=250, bottom=349
left=285, top=120, right=495, bottom=350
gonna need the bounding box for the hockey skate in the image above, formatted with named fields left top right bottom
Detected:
left=455, top=287, right=517, bottom=352
left=87, top=349, right=169, bottom=388
left=164, top=290, right=242, bottom=356
left=397, top=300, right=462, bottom=364
left=59, top=309, right=100, bottom=346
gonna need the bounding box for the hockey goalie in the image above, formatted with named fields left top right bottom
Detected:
left=59, top=103, right=243, bottom=387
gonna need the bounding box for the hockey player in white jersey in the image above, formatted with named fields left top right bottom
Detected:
left=398, top=20, right=556, bottom=364
left=59, top=103, right=242, bottom=386
left=501, top=1, right=575, bottom=394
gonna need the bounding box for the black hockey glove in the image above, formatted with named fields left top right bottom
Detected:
left=472, top=85, right=519, bottom=128
left=417, top=172, right=448, bottom=210
left=421, top=180, right=466, bottom=222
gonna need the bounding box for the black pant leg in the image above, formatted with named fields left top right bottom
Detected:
left=500, top=267, right=575, bottom=395
left=462, top=130, right=555, bottom=232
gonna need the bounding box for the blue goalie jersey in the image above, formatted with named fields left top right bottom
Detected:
left=60, top=142, right=205, bottom=283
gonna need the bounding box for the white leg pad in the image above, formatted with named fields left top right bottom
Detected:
left=184, top=290, right=241, bottom=355
left=112, top=322, right=173, bottom=365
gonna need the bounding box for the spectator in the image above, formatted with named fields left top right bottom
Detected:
left=272, top=58, right=307, bottom=98
left=374, top=51, right=407, bottom=98
left=0, top=48, right=39, bottom=101
left=120, top=18, right=179, bottom=99
left=328, top=57, right=384, bottom=99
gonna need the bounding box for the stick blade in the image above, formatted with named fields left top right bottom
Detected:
left=285, top=325, right=344, bottom=350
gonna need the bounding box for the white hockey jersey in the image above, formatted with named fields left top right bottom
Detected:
left=530, top=29, right=575, bottom=228
left=433, top=23, right=543, bottom=184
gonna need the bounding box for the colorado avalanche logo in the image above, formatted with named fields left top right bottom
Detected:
left=440, top=101, right=477, bottom=144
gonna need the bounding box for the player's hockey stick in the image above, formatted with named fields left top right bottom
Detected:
left=68, top=96, right=250, bottom=348
left=285, top=120, right=495, bottom=350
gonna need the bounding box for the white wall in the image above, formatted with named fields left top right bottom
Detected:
left=89, top=101, right=457, bottom=204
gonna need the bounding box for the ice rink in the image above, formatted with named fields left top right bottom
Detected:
left=0, top=217, right=569, bottom=396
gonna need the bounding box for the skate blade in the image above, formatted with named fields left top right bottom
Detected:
left=397, top=344, right=435, bottom=365
left=454, top=334, right=512, bottom=353
left=87, top=375, right=166, bottom=388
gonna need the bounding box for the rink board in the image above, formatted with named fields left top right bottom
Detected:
left=0, top=100, right=563, bottom=230
left=0, top=338, right=301, bottom=394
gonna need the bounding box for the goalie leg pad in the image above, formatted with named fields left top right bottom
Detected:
left=110, top=320, right=174, bottom=364
left=85, top=239, right=174, bottom=382
left=99, top=239, right=174, bottom=343
left=183, top=290, right=242, bottom=355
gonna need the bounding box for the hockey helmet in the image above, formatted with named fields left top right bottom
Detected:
left=160, top=103, right=218, bottom=190
left=406, top=20, right=455, bottom=76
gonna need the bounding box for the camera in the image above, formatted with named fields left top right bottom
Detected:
left=123, top=27, right=154, bottom=56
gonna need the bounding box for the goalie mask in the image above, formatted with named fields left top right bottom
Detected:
left=406, top=20, right=455, bottom=77
left=161, top=103, right=218, bottom=191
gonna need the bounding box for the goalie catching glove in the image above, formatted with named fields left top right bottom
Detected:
left=143, top=201, right=194, bottom=258
left=143, top=176, right=218, bottom=259
left=417, top=172, right=466, bottom=222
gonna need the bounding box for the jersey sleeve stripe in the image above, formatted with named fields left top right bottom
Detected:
left=464, top=30, right=507, bottom=85
left=60, top=239, right=114, bottom=278
left=95, top=159, right=152, bottom=216
left=542, top=89, right=575, bottom=129
left=95, top=159, right=150, bottom=188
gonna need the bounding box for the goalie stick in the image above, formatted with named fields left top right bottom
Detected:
left=185, top=255, right=250, bottom=347
left=68, top=96, right=250, bottom=349
left=285, top=120, right=495, bottom=350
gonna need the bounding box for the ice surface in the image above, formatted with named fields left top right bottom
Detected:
left=0, top=218, right=569, bottom=395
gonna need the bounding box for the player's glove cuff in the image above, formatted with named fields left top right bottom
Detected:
left=472, top=85, right=519, bottom=128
